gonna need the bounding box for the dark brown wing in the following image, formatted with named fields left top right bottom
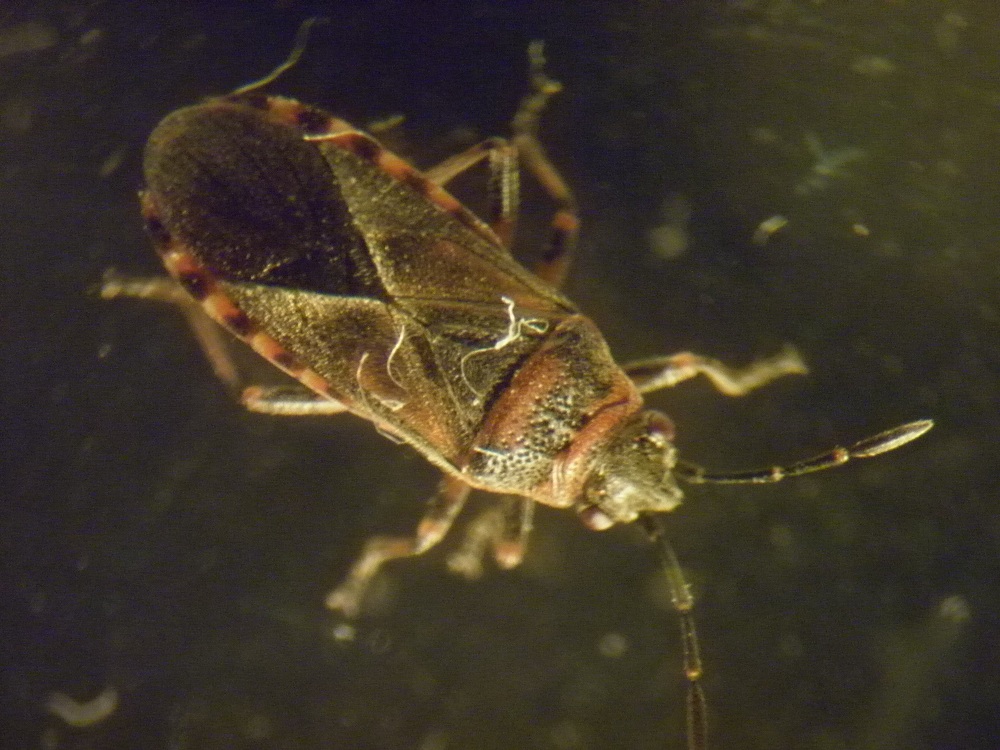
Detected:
left=144, top=97, right=580, bottom=468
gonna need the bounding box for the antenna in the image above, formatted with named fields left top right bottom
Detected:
left=640, top=513, right=707, bottom=750
left=677, top=419, right=932, bottom=485
left=230, top=17, right=329, bottom=96
left=641, top=418, right=932, bottom=749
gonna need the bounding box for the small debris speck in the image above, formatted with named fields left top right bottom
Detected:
left=331, top=622, right=356, bottom=642
left=648, top=192, right=692, bottom=260
left=938, top=595, right=970, bottom=624
left=46, top=686, right=118, bottom=728
left=598, top=631, right=629, bottom=658
left=0, top=22, right=58, bottom=58
left=753, top=214, right=788, bottom=245
left=850, top=55, right=896, bottom=78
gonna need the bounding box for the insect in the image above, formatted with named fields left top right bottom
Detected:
left=103, top=22, right=932, bottom=750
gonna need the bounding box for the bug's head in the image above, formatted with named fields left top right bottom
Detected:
left=578, top=410, right=684, bottom=530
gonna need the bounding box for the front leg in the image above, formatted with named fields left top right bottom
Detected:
left=624, top=345, right=808, bottom=396
left=447, top=496, right=535, bottom=579
left=326, top=475, right=471, bottom=618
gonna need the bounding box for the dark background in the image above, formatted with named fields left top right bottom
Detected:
left=3, top=1, right=995, bottom=749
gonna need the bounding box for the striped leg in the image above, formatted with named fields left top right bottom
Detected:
left=512, top=42, right=579, bottom=289
left=424, top=137, right=520, bottom=249
left=420, top=42, right=579, bottom=282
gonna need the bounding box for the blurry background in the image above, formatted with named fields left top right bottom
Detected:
left=2, top=1, right=995, bottom=748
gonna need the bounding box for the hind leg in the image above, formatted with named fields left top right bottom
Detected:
left=422, top=42, right=578, bottom=285
left=102, top=271, right=348, bottom=414
left=511, top=41, right=579, bottom=289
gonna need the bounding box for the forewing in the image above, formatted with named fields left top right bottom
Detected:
left=314, top=137, right=576, bottom=318
left=145, top=98, right=577, bottom=467
left=144, top=101, right=387, bottom=300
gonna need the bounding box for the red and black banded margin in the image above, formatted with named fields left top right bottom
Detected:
left=230, top=92, right=502, bottom=247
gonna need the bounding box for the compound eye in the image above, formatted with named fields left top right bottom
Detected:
left=578, top=504, right=615, bottom=531
left=645, top=412, right=676, bottom=447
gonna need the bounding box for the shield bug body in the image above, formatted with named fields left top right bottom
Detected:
left=104, top=29, right=932, bottom=750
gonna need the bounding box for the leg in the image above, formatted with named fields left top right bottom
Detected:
left=102, top=271, right=241, bottom=390
left=624, top=344, right=808, bottom=397
left=240, top=385, right=347, bottom=416
left=326, top=475, right=471, bottom=618
left=101, top=271, right=348, bottom=414
left=424, top=42, right=579, bottom=283
left=493, top=496, right=535, bottom=570
left=447, top=496, right=535, bottom=579
left=423, top=138, right=508, bottom=186
left=424, top=137, right=520, bottom=248
left=512, top=42, right=579, bottom=288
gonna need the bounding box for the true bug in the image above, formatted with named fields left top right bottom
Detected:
left=103, top=22, right=932, bottom=750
